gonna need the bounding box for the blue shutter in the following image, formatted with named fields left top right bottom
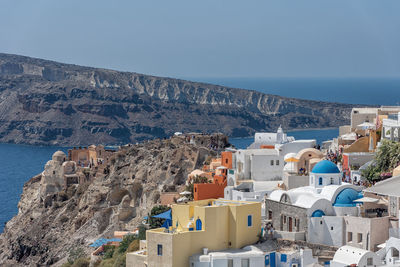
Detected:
left=196, top=219, right=202, bottom=230
left=280, top=254, right=287, bottom=262
left=248, top=215, right=252, bottom=227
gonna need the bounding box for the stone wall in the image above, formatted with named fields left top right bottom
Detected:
left=265, top=199, right=308, bottom=233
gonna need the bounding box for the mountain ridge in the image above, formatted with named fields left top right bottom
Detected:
left=0, top=53, right=355, bottom=146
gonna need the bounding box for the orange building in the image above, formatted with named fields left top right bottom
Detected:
left=221, top=151, right=233, bottom=169
left=193, top=167, right=228, bottom=201
left=193, top=176, right=227, bottom=201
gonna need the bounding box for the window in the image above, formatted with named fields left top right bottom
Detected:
left=268, top=211, right=273, bottom=220
left=330, top=177, right=334, bottom=184
left=241, top=259, right=249, bottom=267
left=331, top=226, right=334, bottom=230
left=358, top=233, right=362, bottom=243
left=320, top=220, right=323, bottom=225
left=270, top=160, right=274, bottom=166
left=228, top=259, right=233, bottom=267
left=348, top=232, right=353, bottom=242
left=276, top=160, right=280, bottom=165
left=284, top=216, right=287, bottom=224
left=248, top=215, right=253, bottom=227
left=393, top=248, right=399, bottom=257
left=367, top=257, right=373, bottom=266
left=319, top=177, right=323, bottom=185
left=281, top=254, right=287, bottom=262
left=157, top=244, right=162, bottom=256
left=226, top=159, right=228, bottom=164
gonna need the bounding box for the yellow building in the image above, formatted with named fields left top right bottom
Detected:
left=127, top=199, right=261, bottom=267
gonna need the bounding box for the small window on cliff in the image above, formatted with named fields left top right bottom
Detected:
left=53, top=171, right=56, bottom=175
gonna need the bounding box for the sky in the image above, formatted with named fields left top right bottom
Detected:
left=0, top=0, right=400, bottom=78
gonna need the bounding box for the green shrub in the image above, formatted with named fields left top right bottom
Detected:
left=127, top=239, right=140, bottom=253
left=112, top=253, right=126, bottom=267
left=67, top=247, right=85, bottom=264
left=138, top=224, right=147, bottom=240
left=71, top=258, right=90, bottom=267
left=118, top=234, right=138, bottom=253
left=103, top=245, right=116, bottom=259
left=99, top=258, right=115, bottom=267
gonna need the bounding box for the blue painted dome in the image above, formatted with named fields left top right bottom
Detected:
left=333, top=188, right=362, bottom=207
left=311, top=210, right=325, bottom=217
left=311, top=160, right=340, bottom=174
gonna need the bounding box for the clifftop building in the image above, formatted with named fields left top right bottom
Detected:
left=127, top=199, right=261, bottom=267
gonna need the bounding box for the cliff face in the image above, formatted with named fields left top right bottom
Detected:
left=0, top=135, right=220, bottom=266
left=0, top=53, right=353, bottom=146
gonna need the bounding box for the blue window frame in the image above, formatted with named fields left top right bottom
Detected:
left=247, top=215, right=252, bottom=227
left=157, top=244, right=162, bottom=256
left=280, top=254, right=287, bottom=262
left=319, top=177, right=323, bottom=185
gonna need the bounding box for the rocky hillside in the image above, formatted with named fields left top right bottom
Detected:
left=0, top=135, right=220, bottom=266
left=0, top=53, right=354, bottom=146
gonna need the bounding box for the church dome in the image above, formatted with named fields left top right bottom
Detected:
left=52, top=150, right=66, bottom=162
left=311, top=160, right=340, bottom=174
left=333, top=188, right=363, bottom=207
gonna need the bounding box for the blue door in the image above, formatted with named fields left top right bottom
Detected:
left=270, top=252, right=276, bottom=267
left=196, top=219, right=202, bottom=230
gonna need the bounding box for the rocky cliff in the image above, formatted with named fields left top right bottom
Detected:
left=0, top=53, right=353, bottom=146
left=0, top=135, right=221, bottom=266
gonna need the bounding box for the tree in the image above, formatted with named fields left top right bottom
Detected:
left=362, top=139, right=400, bottom=182
left=138, top=224, right=147, bottom=240
left=118, top=234, right=138, bottom=253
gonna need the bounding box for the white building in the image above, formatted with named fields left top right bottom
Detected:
left=249, top=127, right=316, bottom=155
left=275, top=139, right=317, bottom=157
left=189, top=246, right=264, bottom=267
left=234, top=149, right=284, bottom=182
left=330, top=245, right=380, bottom=267
left=266, top=160, right=363, bottom=246
left=382, top=112, right=400, bottom=142
left=384, top=237, right=400, bottom=266
left=249, top=126, right=294, bottom=149
left=350, top=108, right=379, bottom=131
left=189, top=246, right=318, bottom=267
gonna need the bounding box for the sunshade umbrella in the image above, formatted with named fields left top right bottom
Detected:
left=357, top=122, right=376, bottom=130
left=284, top=157, right=299, bottom=163
left=152, top=209, right=172, bottom=220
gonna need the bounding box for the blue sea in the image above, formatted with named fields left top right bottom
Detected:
left=0, top=144, right=68, bottom=232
